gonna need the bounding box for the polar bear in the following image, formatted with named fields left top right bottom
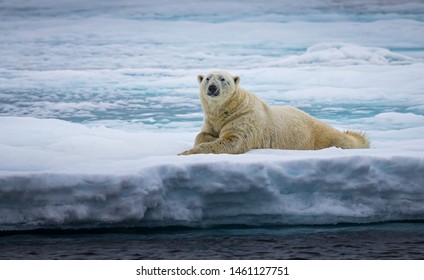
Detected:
left=180, top=71, right=369, bottom=155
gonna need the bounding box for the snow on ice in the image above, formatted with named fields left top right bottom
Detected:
left=0, top=117, right=423, bottom=230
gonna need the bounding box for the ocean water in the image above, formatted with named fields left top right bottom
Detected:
left=2, top=223, right=424, bottom=260
left=1, top=0, right=424, bottom=259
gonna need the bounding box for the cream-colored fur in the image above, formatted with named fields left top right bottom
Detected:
left=180, top=71, right=370, bottom=155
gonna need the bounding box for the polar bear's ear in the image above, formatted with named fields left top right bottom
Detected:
left=197, top=75, right=204, bottom=84
left=233, top=76, right=240, bottom=86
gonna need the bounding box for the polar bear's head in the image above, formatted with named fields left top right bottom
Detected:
left=197, top=71, right=240, bottom=101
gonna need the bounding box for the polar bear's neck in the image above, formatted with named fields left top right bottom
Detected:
left=202, top=87, right=255, bottom=127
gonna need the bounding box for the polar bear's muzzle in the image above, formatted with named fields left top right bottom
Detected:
left=207, top=84, right=220, bottom=97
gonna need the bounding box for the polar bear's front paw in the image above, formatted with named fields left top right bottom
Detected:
left=178, top=148, right=201, bottom=156
left=179, top=144, right=211, bottom=155
left=178, top=149, right=193, bottom=156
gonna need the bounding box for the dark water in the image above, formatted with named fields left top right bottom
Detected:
left=1, top=223, right=424, bottom=259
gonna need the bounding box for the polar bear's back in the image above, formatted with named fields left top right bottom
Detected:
left=267, top=105, right=368, bottom=150
left=243, top=88, right=369, bottom=150
left=264, top=105, right=316, bottom=150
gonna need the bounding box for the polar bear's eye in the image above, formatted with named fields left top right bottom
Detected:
left=220, top=78, right=225, bottom=82
left=206, top=77, right=210, bottom=81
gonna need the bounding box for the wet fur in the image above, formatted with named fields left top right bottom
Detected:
left=180, top=71, right=370, bottom=155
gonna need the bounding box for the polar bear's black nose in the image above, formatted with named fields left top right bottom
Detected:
left=208, top=84, right=217, bottom=93
left=207, top=84, right=219, bottom=96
